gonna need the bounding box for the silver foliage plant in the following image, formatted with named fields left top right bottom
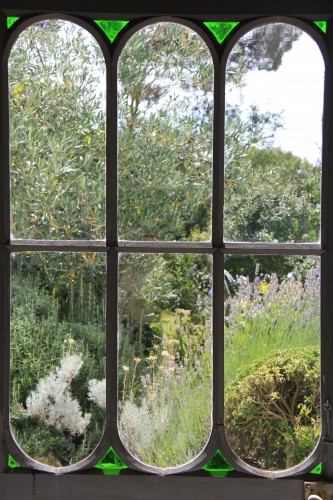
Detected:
left=26, top=354, right=91, bottom=436
left=87, top=379, right=106, bottom=410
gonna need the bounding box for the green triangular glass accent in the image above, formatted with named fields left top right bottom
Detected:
left=203, top=22, right=239, bottom=44
left=94, top=447, right=127, bottom=475
left=314, top=21, right=327, bottom=33
left=7, top=17, right=20, bottom=29
left=202, top=450, right=234, bottom=477
left=8, top=455, right=20, bottom=469
left=310, top=462, right=322, bottom=475
left=94, top=20, right=129, bottom=43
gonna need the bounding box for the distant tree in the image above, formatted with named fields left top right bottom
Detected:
left=9, top=20, right=107, bottom=319
left=225, top=146, right=320, bottom=243
left=9, top=20, right=106, bottom=241
left=224, top=146, right=320, bottom=279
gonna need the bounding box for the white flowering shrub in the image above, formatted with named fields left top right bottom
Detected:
left=26, top=354, right=91, bottom=436
left=88, top=378, right=106, bottom=409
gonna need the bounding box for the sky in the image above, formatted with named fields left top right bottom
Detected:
left=228, top=31, right=325, bottom=165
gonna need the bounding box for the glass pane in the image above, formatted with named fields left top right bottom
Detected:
left=118, top=22, right=213, bottom=241
left=224, top=23, right=324, bottom=243
left=10, top=252, right=106, bottom=467
left=224, top=255, right=320, bottom=470
left=118, top=253, right=212, bottom=467
left=9, top=20, right=106, bottom=239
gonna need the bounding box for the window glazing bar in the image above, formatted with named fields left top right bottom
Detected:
left=223, top=243, right=324, bottom=255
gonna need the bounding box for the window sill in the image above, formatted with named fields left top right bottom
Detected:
left=0, top=468, right=320, bottom=500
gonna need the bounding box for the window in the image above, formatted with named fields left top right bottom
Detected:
left=0, top=2, right=332, bottom=499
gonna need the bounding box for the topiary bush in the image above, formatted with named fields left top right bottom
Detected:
left=225, top=346, right=320, bottom=471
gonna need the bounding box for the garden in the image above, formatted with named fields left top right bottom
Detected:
left=8, top=20, right=322, bottom=471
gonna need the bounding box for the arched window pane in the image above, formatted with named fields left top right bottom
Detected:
left=118, top=253, right=212, bottom=467
left=9, top=20, right=106, bottom=240
left=224, top=24, right=324, bottom=243
left=10, top=252, right=106, bottom=467
left=224, top=255, right=320, bottom=470
left=118, top=22, right=213, bottom=242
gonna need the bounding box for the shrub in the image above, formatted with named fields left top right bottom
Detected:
left=225, top=346, right=320, bottom=470
left=10, top=272, right=106, bottom=466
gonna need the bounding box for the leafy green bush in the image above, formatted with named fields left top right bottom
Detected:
left=225, top=346, right=320, bottom=471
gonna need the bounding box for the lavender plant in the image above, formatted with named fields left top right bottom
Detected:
left=225, top=261, right=320, bottom=382
left=224, top=261, right=320, bottom=469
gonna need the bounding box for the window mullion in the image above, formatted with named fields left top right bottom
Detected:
left=107, top=36, right=123, bottom=465
left=211, top=47, right=224, bottom=434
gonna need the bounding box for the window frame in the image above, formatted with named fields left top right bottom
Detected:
left=1, top=1, right=333, bottom=498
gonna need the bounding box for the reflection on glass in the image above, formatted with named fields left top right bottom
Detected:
left=10, top=252, right=106, bottom=467
left=224, top=23, right=324, bottom=243
left=118, top=253, right=212, bottom=468
left=224, top=255, right=320, bottom=470
left=9, top=20, right=106, bottom=239
left=118, top=22, right=213, bottom=241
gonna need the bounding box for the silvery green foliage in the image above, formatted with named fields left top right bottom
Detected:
left=87, top=379, right=106, bottom=409
left=26, top=354, right=91, bottom=436
left=118, top=397, right=160, bottom=450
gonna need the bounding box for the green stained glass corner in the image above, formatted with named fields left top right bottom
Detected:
left=7, top=17, right=20, bottom=29
left=94, top=20, right=129, bottom=43
left=203, top=22, right=239, bottom=44
left=202, top=450, right=234, bottom=477
left=310, top=462, right=322, bottom=475
left=314, top=21, right=327, bottom=33
left=8, top=455, right=20, bottom=469
left=94, top=447, right=127, bottom=475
